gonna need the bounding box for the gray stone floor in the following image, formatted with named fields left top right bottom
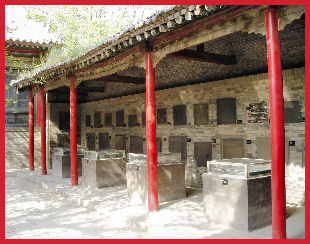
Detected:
left=5, top=168, right=305, bottom=239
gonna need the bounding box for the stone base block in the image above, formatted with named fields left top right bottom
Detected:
left=52, top=154, right=83, bottom=178
left=202, top=173, right=272, bottom=231
left=82, top=157, right=127, bottom=188
left=126, top=163, right=186, bottom=205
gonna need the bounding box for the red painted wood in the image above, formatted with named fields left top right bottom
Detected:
left=145, top=52, right=159, bottom=211
left=44, top=7, right=254, bottom=81
left=70, top=77, right=78, bottom=186
left=36, top=92, right=41, bottom=127
left=29, top=90, right=34, bottom=171
left=75, top=44, right=142, bottom=74
left=84, top=74, right=145, bottom=84
left=6, top=47, right=41, bottom=55
left=265, top=8, right=286, bottom=239
left=5, top=39, right=52, bottom=49
left=40, top=87, right=47, bottom=175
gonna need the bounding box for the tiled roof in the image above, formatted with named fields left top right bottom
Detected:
left=11, top=5, right=227, bottom=89
left=5, top=37, right=59, bottom=49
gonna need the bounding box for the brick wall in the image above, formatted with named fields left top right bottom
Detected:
left=48, top=67, right=305, bottom=206
left=5, top=127, right=41, bottom=169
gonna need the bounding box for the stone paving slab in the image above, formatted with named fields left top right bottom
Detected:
left=13, top=168, right=305, bottom=239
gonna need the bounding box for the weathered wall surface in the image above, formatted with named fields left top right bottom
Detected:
left=5, top=127, right=41, bottom=169
left=46, top=102, right=82, bottom=168
left=48, top=67, right=305, bottom=206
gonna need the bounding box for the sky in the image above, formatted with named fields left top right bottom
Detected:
left=5, top=5, right=58, bottom=43
left=5, top=5, right=173, bottom=44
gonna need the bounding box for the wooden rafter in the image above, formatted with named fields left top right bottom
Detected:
left=292, top=18, right=305, bottom=26
left=84, top=74, right=145, bottom=85
left=47, top=86, right=105, bottom=94
left=5, top=40, right=56, bottom=49
left=167, top=44, right=237, bottom=65
left=78, top=87, right=105, bottom=93
left=6, top=47, right=41, bottom=55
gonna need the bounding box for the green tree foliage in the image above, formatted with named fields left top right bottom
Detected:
left=5, top=86, right=15, bottom=107
left=5, top=47, right=16, bottom=108
left=5, top=25, right=17, bottom=33
left=24, top=5, right=171, bottom=64
left=9, top=5, right=171, bottom=80
left=25, top=5, right=114, bottom=64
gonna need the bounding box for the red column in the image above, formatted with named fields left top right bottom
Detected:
left=265, top=8, right=286, bottom=239
left=40, top=87, right=47, bottom=175
left=36, top=91, right=42, bottom=127
left=29, top=90, right=34, bottom=171
left=145, top=52, right=159, bottom=211
left=70, top=76, right=78, bottom=186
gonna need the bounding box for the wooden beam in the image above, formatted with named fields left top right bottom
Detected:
left=75, top=44, right=142, bottom=74
left=292, top=18, right=305, bottom=26
left=47, top=89, right=88, bottom=95
left=78, top=87, right=105, bottom=92
left=140, top=40, right=153, bottom=53
left=85, top=74, right=145, bottom=85
left=103, top=75, right=145, bottom=84
left=6, top=47, right=41, bottom=55
left=196, top=44, right=205, bottom=53
left=5, top=40, right=55, bottom=49
left=47, top=87, right=69, bottom=94
left=47, top=86, right=105, bottom=94
left=167, top=49, right=237, bottom=65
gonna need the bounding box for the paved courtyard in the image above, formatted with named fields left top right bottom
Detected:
left=5, top=168, right=305, bottom=239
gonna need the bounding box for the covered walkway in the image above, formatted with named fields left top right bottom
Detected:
left=9, top=5, right=305, bottom=239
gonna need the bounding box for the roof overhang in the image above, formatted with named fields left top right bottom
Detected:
left=11, top=5, right=305, bottom=94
